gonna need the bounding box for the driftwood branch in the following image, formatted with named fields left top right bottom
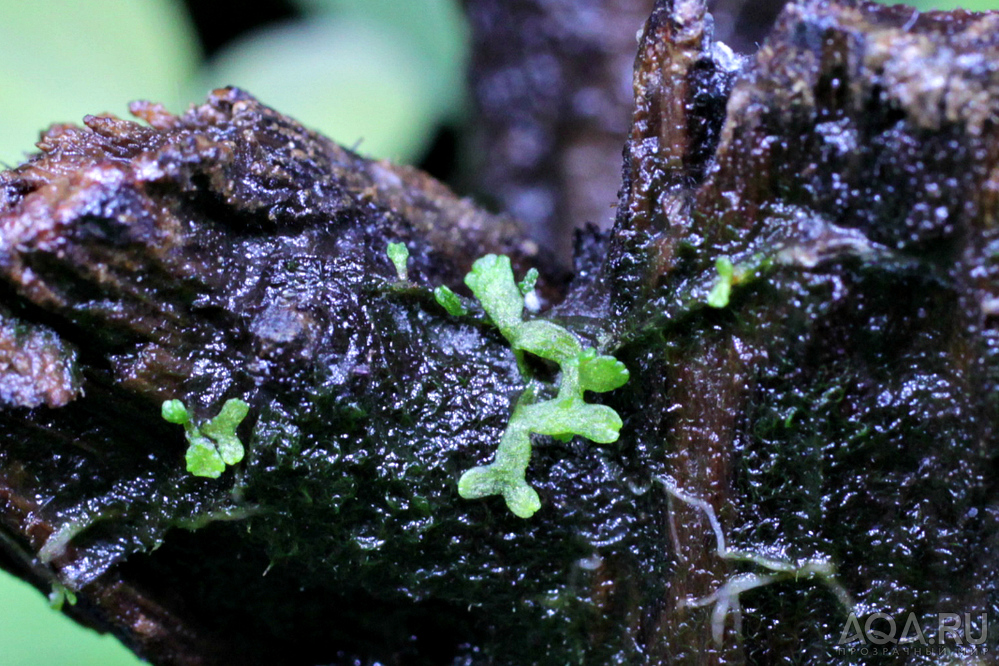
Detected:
left=2, top=1, right=998, bottom=664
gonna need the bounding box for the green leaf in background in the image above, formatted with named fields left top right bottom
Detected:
left=0, top=573, right=141, bottom=666
left=0, top=0, right=198, bottom=167
left=197, top=9, right=464, bottom=164
left=293, top=0, right=469, bottom=116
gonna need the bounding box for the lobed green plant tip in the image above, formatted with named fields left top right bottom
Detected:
left=387, top=242, right=409, bottom=281
left=161, top=399, right=189, bottom=424
left=463, top=254, right=524, bottom=336
left=434, top=285, right=467, bottom=316
left=518, top=267, right=539, bottom=296
left=48, top=581, right=77, bottom=611
left=162, top=398, right=250, bottom=478
left=454, top=254, right=629, bottom=518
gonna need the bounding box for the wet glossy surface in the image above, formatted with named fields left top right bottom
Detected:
left=2, top=1, right=999, bottom=663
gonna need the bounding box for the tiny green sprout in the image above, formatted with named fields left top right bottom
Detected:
left=48, top=581, right=77, bottom=611
left=162, top=398, right=250, bottom=478
left=518, top=267, right=539, bottom=296
left=453, top=254, right=629, bottom=518
left=387, top=242, right=409, bottom=281
left=707, top=256, right=735, bottom=308
left=434, top=285, right=467, bottom=316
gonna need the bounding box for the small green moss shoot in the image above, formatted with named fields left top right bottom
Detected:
left=706, top=254, right=776, bottom=309
left=387, top=242, right=410, bottom=281
left=162, top=398, right=250, bottom=478
left=707, top=257, right=735, bottom=308
left=454, top=255, right=629, bottom=518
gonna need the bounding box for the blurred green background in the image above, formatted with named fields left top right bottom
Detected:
left=0, top=0, right=995, bottom=664
left=0, top=0, right=468, bottom=169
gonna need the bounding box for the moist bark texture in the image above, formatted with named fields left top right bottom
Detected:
left=1, top=1, right=998, bottom=664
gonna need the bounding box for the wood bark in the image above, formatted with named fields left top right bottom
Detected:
left=1, top=1, right=998, bottom=664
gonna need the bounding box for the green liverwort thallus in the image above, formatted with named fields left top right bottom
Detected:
left=443, top=254, right=629, bottom=518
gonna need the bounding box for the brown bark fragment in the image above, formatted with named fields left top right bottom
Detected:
left=2, top=2, right=999, bottom=664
